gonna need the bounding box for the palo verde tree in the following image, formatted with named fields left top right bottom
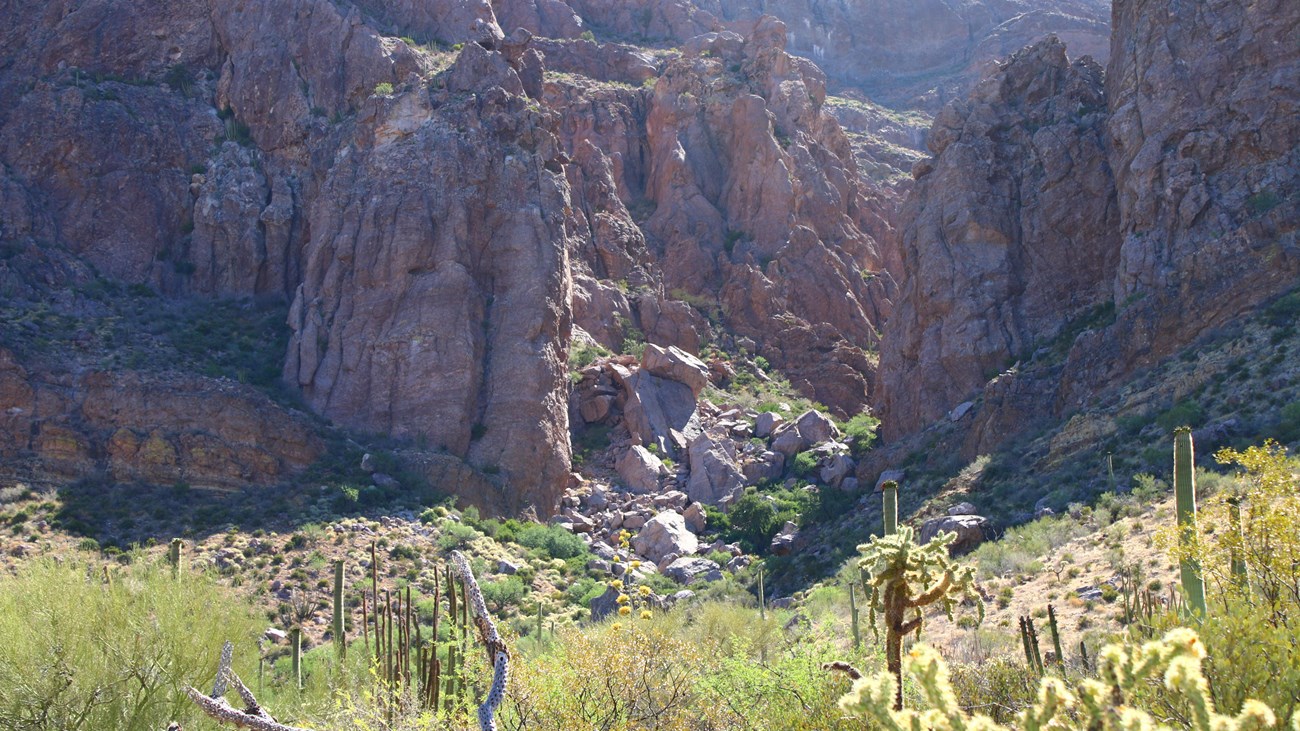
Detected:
left=856, top=526, right=983, bottom=710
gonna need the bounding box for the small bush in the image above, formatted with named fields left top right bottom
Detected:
left=515, top=523, right=588, bottom=560
left=373, top=82, right=394, bottom=96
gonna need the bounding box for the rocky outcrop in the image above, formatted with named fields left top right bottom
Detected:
left=616, top=445, right=667, bottom=493
left=684, top=431, right=744, bottom=505
left=631, top=510, right=699, bottom=564
left=284, top=43, right=576, bottom=516
left=878, top=38, right=1119, bottom=439
left=1073, top=0, right=1300, bottom=399
left=0, top=350, right=322, bottom=491
left=878, top=2, right=1300, bottom=457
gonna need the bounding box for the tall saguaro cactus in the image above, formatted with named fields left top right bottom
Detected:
left=1174, top=427, right=1208, bottom=616
left=882, top=480, right=899, bottom=535
left=332, top=560, right=346, bottom=658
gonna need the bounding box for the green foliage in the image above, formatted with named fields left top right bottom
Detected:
left=722, top=488, right=805, bottom=553
left=792, top=450, right=819, bottom=478
left=1157, top=399, right=1206, bottom=432
left=569, top=340, right=612, bottom=370
left=579, top=30, right=595, bottom=41
left=373, top=81, right=394, bottom=95
left=480, top=576, right=528, bottom=608
left=1276, top=401, right=1300, bottom=443
left=970, top=515, right=1089, bottom=578
left=0, top=556, right=263, bottom=731
left=515, top=522, right=589, bottom=560
left=843, top=411, right=881, bottom=455
left=435, top=521, right=480, bottom=551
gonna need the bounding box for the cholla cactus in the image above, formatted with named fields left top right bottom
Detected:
left=856, top=526, right=983, bottom=710
left=839, top=628, right=1299, bottom=730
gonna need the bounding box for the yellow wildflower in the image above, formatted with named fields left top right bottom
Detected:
left=619, top=605, right=631, bottom=616
left=617, top=594, right=629, bottom=604
left=638, top=586, right=652, bottom=596
left=640, top=610, right=653, bottom=620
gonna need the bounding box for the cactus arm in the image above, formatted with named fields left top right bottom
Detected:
left=1174, top=427, right=1208, bottom=616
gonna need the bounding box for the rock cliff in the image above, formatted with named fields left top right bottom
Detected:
left=877, top=0, right=1299, bottom=455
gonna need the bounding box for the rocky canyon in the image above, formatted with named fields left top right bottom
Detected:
left=0, top=0, right=1295, bottom=525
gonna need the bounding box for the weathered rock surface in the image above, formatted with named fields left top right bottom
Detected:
left=878, top=37, right=1119, bottom=439
left=284, top=43, right=576, bottom=516
left=616, top=445, right=667, bottom=493
left=0, top=349, right=322, bottom=490
left=631, top=510, right=699, bottom=564
left=919, top=514, right=989, bottom=555
left=684, top=432, right=744, bottom=505
left=663, top=556, right=723, bottom=585
left=878, top=1, right=1300, bottom=461
left=641, top=344, right=710, bottom=397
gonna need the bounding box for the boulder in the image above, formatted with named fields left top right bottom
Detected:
left=818, top=454, right=855, bottom=487
left=631, top=511, right=699, bottom=564
left=770, top=427, right=806, bottom=457
left=663, top=556, right=723, bottom=585
left=590, top=585, right=622, bottom=621
left=743, top=450, right=785, bottom=483
left=616, top=445, right=667, bottom=494
left=618, top=369, right=701, bottom=458
left=754, top=411, right=784, bottom=438
left=685, top=432, right=745, bottom=505
left=682, top=502, right=707, bottom=533
left=794, top=410, right=840, bottom=444
left=641, top=343, right=710, bottom=396
left=919, top=514, right=989, bottom=554
left=769, top=521, right=800, bottom=556
left=948, top=502, right=977, bottom=516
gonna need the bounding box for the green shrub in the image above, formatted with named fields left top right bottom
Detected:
left=1155, top=399, right=1205, bottom=432
left=373, top=82, right=394, bottom=95
left=792, top=450, right=819, bottom=478
left=515, top=523, right=588, bottom=560
left=435, top=521, right=479, bottom=551
left=0, top=557, right=263, bottom=731
left=843, top=411, right=881, bottom=455
left=480, top=576, right=528, bottom=608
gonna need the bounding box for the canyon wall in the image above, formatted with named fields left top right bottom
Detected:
left=877, top=0, right=1300, bottom=452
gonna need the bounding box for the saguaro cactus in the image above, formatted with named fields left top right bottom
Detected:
left=1174, top=427, right=1208, bottom=616
left=332, top=560, right=346, bottom=658
left=288, top=627, right=302, bottom=691
left=882, top=480, right=899, bottom=535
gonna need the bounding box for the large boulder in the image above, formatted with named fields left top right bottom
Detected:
left=685, top=432, right=745, bottom=505
left=742, top=450, right=785, bottom=484
left=631, top=511, right=699, bottom=564
left=616, top=368, right=702, bottom=458
left=794, top=409, right=840, bottom=444
left=640, top=343, right=710, bottom=396
left=754, top=411, right=784, bottom=438
left=682, top=502, right=707, bottom=533
left=616, top=445, right=667, bottom=494
left=663, top=556, right=723, bottom=585
left=919, top=514, right=989, bottom=555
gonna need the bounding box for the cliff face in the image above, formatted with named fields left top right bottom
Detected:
left=877, top=0, right=1300, bottom=451
left=284, top=42, right=577, bottom=516
left=878, top=38, right=1119, bottom=439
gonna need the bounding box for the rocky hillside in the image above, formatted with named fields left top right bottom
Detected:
left=875, top=0, right=1299, bottom=468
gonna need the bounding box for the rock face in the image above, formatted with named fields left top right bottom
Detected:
left=684, top=432, right=744, bottom=505
left=878, top=38, right=1119, bottom=439
left=878, top=2, right=1300, bottom=456
left=616, top=445, right=667, bottom=493
left=631, top=510, right=699, bottom=564
left=0, top=350, right=322, bottom=490
left=285, top=43, right=576, bottom=516
left=919, top=514, right=989, bottom=555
